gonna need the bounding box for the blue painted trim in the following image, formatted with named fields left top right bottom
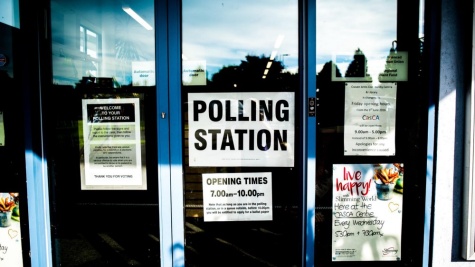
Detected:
left=423, top=105, right=435, bottom=267
left=167, top=0, right=186, bottom=266
left=156, top=1, right=173, bottom=266
left=304, top=0, right=317, bottom=266
left=25, top=150, right=52, bottom=267
left=24, top=87, right=52, bottom=266
left=156, top=1, right=185, bottom=266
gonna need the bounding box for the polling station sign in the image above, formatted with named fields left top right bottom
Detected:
left=188, top=92, right=295, bottom=167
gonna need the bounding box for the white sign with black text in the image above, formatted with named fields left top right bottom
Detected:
left=81, top=98, right=145, bottom=190
left=378, top=51, right=408, bottom=82
left=188, top=92, right=295, bottom=167
left=202, top=172, right=273, bottom=222
left=182, top=60, right=207, bottom=86
left=344, top=82, right=397, bottom=156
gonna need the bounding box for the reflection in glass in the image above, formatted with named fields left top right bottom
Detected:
left=49, top=1, right=160, bottom=266
left=182, top=0, right=298, bottom=84
left=51, top=0, right=155, bottom=87
left=316, top=0, right=397, bottom=81
left=314, top=0, right=418, bottom=264
left=315, top=0, right=398, bottom=199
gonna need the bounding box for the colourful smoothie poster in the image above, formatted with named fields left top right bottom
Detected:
left=0, top=192, right=23, bottom=266
left=332, top=163, right=404, bottom=261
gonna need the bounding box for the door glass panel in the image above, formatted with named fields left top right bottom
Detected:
left=50, top=0, right=159, bottom=266
left=315, top=0, right=427, bottom=265
left=0, top=22, right=29, bottom=266
left=182, top=0, right=301, bottom=266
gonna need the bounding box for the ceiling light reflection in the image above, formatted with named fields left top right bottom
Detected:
left=274, top=34, right=285, bottom=49
left=122, top=6, right=153, bottom=31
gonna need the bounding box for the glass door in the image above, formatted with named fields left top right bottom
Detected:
left=0, top=19, right=30, bottom=267
left=314, top=0, right=428, bottom=265
left=181, top=0, right=303, bottom=266
left=49, top=0, right=162, bottom=266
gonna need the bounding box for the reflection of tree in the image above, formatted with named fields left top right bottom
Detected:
left=317, top=61, right=344, bottom=128
left=113, top=13, right=153, bottom=86
left=315, top=60, right=344, bottom=259
left=115, top=39, right=141, bottom=62
left=345, top=48, right=369, bottom=79
left=319, top=61, right=342, bottom=84
left=208, top=55, right=297, bottom=91
left=315, top=60, right=345, bottom=203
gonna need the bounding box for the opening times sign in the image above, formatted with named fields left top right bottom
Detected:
left=202, top=172, right=272, bottom=222
left=332, top=164, right=403, bottom=261
left=81, top=98, right=145, bottom=190
left=344, top=82, right=397, bottom=156
left=188, top=92, right=295, bottom=167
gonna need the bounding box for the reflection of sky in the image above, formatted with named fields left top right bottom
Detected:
left=50, top=0, right=398, bottom=85
left=51, top=0, right=155, bottom=85
left=317, top=0, right=397, bottom=77
left=182, top=0, right=397, bottom=79
left=182, top=0, right=299, bottom=78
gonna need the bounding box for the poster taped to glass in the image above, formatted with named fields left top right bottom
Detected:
left=80, top=98, right=147, bottom=190
left=0, top=192, right=23, bottom=266
left=188, top=92, right=295, bottom=167
left=344, top=82, right=397, bottom=156
left=202, top=172, right=273, bottom=222
left=332, top=163, right=404, bottom=261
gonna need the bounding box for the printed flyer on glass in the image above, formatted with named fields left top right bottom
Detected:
left=332, top=163, right=404, bottom=261
left=80, top=98, right=146, bottom=190
left=344, top=82, right=397, bottom=156
left=0, top=192, right=22, bottom=266
left=202, top=172, right=273, bottom=222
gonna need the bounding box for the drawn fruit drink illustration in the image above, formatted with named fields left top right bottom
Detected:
left=0, top=192, right=18, bottom=227
left=373, top=164, right=402, bottom=200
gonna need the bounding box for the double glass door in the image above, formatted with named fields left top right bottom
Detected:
left=49, top=0, right=303, bottom=266
left=48, top=0, right=428, bottom=266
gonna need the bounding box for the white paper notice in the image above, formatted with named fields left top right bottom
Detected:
left=344, top=82, right=397, bottom=156
left=188, top=92, right=295, bottom=167
left=332, top=164, right=403, bottom=261
left=182, top=60, right=207, bottom=86
left=202, top=172, right=272, bottom=222
left=81, top=98, right=145, bottom=190
left=132, top=61, right=155, bottom=86
left=0, top=111, right=4, bottom=146
left=378, top=51, right=408, bottom=82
